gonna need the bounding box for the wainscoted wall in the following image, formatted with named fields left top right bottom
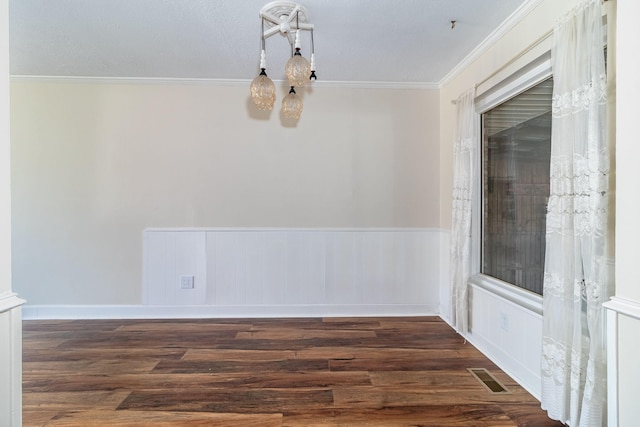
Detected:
left=467, top=283, right=543, bottom=399
left=438, top=231, right=452, bottom=324
left=142, top=228, right=445, bottom=317
left=1, top=0, right=23, bottom=423
left=0, top=293, right=25, bottom=427
left=437, top=229, right=543, bottom=399
left=604, top=298, right=640, bottom=427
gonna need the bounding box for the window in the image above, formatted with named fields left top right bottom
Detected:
left=480, top=78, right=553, bottom=295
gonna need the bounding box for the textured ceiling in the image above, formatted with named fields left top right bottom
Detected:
left=9, top=0, right=529, bottom=84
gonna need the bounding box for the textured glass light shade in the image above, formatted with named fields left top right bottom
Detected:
left=285, top=52, right=311, bottom=88
left=250, top=70, right=276, bottom=111
left=282, top=87, right=303, bottom=119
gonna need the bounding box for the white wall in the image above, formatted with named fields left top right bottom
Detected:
left=0, top=0, right=10, bottom=298
left=615, top=0, right=640, bottom=303
left=10, top=80, right=440, bottom=306
left=609, top=1, right=640, bottom=425
left=1, top=0, right=24, bottom=424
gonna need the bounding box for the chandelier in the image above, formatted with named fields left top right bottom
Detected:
left=250, top=1, right=316, bottom=119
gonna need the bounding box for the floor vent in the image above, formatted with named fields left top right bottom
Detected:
left=468, top=368, right=510, bottom=394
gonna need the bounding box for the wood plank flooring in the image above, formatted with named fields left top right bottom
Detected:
left=22, top=316, right=563, bottom=426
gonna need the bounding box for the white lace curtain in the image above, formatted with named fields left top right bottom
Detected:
left=541, top=0, right=610, bottom=425
left=450, top=89, right=477, bottom=334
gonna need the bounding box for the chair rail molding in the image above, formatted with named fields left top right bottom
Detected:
left=0, top=292, right=26, bottom=313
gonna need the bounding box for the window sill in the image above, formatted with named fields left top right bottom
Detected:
left=469, top=274, right=543, bottom=316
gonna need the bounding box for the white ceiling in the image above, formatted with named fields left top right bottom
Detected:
left=9, top=0, right=529, bottom=85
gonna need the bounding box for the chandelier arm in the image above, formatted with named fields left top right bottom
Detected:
left=285, top=5, right=302, bottom=25
left=263, top=25, right=282, bottom=38
left=264, top=23, right=313, bottom=39
left=261, top=11, right=282, bottom=26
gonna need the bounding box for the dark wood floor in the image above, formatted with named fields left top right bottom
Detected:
left=22, top=316, right=563, bottom=426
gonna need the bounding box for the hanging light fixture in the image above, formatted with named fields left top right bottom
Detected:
left=252, top=1, right=317, bottom=119
left=282, top=86, right=303, bottom=119
left=284, top=13, right=311, bottom=87
left=250, top=20, right=276, bottom=110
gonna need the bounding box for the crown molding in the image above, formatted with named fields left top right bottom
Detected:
left=10, top=75, right=252, bottom=86
left=312, top=80, right=439, bottom=90
left=438, top=0, right=546, bottom=88
left=10, top=75, right=439, bottom=90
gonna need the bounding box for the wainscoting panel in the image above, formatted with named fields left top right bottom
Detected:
left=467, top=283, right=543, bottom=399
left=604, top=297, right=640, bottom=427
left=0, top=292, right=25, bottom=427
left=142, top=231, right=206, bottom=305
left=143, top=228, right=442, bottom=316
left=438, top=231, right=452, bottom=324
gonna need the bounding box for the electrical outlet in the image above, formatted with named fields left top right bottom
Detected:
left=500, top=312, right=509, bottom=332
left=180, top=275, right=195, bottom=289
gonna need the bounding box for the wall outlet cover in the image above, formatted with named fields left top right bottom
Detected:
left=180, top=275, right=195, bottom=289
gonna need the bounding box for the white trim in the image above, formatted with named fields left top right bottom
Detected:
left=468, top=49, right=550, bottom=317
left=0, top=299, right=24, bottom=427
left=603, top=296, right=640, bottom=320
left=438, top=229, right=452, bottom=324
left=144, top=226, right=445, bottom=233
left=469, top=274, right=543, bottom=315
left=22, top=304, right=438, bottom=320
left=439, top=0, right=546, bottom=88
left=474, top=51, right=552, bottom=114
left=9, top=75, right=439, bottom=90
left=0, top=292, right=26, bottom=314
left=312, top=80, right=439, bottom=90
left=604, top=303, right=619, bottom=427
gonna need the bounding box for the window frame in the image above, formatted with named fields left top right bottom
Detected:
left=469, top=51, right=552, bottom=315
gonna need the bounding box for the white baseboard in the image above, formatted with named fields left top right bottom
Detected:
left=464, top=330, right=541, bottom=401
left=22, top=303, right=440, bottom=320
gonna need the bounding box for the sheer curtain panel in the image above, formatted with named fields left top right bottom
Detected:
left=540, top=0, right=610, bottom=425
left=450, top=89, right=478, bottom=334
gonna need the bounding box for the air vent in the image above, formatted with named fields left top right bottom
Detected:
left=468, top=368, right=510, bottom=394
